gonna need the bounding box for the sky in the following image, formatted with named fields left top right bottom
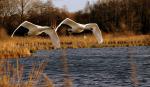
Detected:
left=52, top=0, right=97, bottom=12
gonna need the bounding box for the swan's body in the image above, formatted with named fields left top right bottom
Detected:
left=55, top=18, right=103, bottom=44
left=11, top=21, right=60, bottom=49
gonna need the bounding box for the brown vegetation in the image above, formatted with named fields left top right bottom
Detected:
left=0, top=59, right=51, bottom=87
left=0, top=35, right=149, bottom=58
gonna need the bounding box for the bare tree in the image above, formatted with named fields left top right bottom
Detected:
left=17, top=0, right=36, bottom=22
left=0, top=0, right=18, bottom=24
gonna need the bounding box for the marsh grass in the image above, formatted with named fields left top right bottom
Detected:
left=0, top=39, right=31, bottom=58
left=0, top=35, right=149, bottom=58
left=60, top=35, right=150, bottom=48
left=0, top=59, right=53, bottom=87
left=102, top=35, right=150, bottom=47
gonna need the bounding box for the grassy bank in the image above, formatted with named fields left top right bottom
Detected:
left=0, top=35, right=149, bottom=58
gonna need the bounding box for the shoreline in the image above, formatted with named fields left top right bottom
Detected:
left=0, top=35, right=149, bottom=58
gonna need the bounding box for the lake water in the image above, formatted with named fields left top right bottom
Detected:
left=11, top=46, right=150, bottom=87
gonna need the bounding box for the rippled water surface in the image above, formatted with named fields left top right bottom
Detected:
left=11, top=46, right=150, bottom=87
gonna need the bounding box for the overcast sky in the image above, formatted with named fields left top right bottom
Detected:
left=52, top=0, right=97, bottom=12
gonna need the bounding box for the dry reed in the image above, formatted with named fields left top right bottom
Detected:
left=0, top=35, right=149, bottom=58
left=0, top=59, right=53, bottom=87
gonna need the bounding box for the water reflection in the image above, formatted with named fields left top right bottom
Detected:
left=128, top=48, right=139, bottom=87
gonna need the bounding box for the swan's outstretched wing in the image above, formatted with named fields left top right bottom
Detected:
left=43, top=29, right=61, bottom=49
left=86, top=23, right=103, bottom=44
left=11, top=21, right=38, bottom=37
left=55, top=18, right=79, bottom=32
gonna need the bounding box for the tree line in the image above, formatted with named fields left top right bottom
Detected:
left=0, top=0, right=71, bottom=35
left=75, top=0, right=150, bottom=35
left=0, top=0, right=149, bottom=36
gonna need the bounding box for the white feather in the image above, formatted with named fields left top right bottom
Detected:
left=56, top=18, right=103, bottom=44
left=85, top=23, right=103, bottom=44
left=43, top=29, right=60, bottom=49
left=11, top=21, right=61, bottom=49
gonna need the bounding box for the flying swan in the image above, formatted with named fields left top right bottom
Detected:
left=55, top=18, right=103, bottom=44
left=11, top=21, right=61, bottom=49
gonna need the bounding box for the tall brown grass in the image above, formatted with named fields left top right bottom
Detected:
left=0, top=35, right=149, bottom=58
left=0, top=59, right=52, bottom=87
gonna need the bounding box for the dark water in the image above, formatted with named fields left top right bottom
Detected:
left=11, top=46, right=150, bottom=87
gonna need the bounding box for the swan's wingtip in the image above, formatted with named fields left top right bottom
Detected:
left=98, top=39, right=103, bottom=44
left=54, top=47, right=61, bottom=50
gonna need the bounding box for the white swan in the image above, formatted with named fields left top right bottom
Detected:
left=55, top=18, right=103, bottom=44
left=11, top=21, right=60, bottom=49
